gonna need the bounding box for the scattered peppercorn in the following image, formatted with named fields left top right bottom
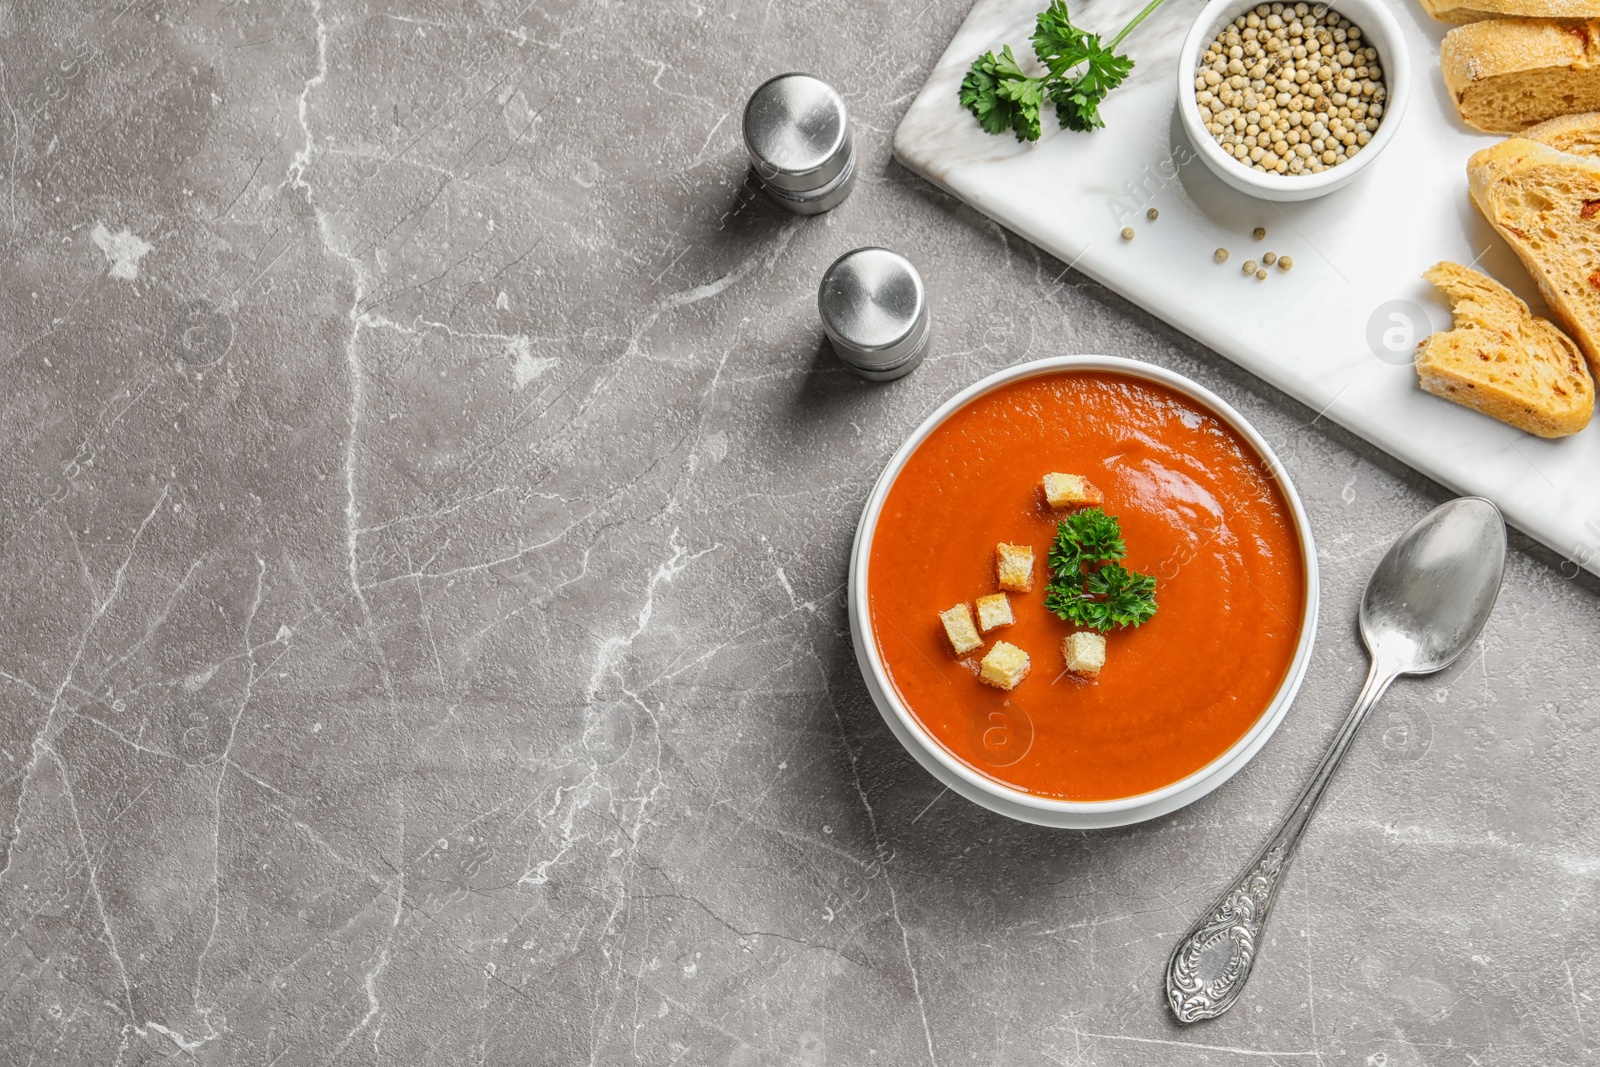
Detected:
left=1195, top=3, right=1386, bottom=178
left=1256, top=269, right=1268, bottom=280
left=1146, top=207, right=1160, bottom=221
left=1262, top=252, right=1278, bottom=266
left=1121, top=227, right=1135, bottom=241
left=1242, top=259, right=1258, bottom=274
left=1253, top=226, right=1267, bottom=241
left=1214, top=247, right=1230, bottom=263
left=1278, top=255, right=1294, bottom=271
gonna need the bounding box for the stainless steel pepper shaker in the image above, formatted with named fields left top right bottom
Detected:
left=818, top=247, right=930, bottom=381
left=743, top=73, right=856, bottom=215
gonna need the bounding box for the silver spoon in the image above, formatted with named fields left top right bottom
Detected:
left=1166, top=496, right=1507, bottom=1024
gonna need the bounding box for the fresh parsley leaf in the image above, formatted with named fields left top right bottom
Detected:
left=1042, top=582, right=1087, bottom=623
left=1043, top=508, right=1157, bottom=633
left=958, top=46, right=1046, bottom=142
left=1046, top=506, right=1125, bottom=577
left=1053, top=48, right=1134, bottom=132
left=1030, top=0, right=1094, bottom=76
left=1083, top=562, right=1158, bottom=628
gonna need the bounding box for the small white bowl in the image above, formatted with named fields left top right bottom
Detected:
left=847, top=357, right=1320, bottom=829
left=1176, top=0, right=1412, bottom=202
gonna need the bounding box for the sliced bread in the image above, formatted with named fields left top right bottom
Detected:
left=1441, top=19, right=1600, bottom=132
left=1416, top=262, right=1593, bottom=437
left=1469, top=136, right=1600, bottom=373
left=1526, top=109, right=1600, bottom=153
left=1423, top=0, right=1600, bottom=22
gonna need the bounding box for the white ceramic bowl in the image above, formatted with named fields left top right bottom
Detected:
left=1176, top=0, right=1412, bottom=202
left=847, top=356, right=1320, bottom=828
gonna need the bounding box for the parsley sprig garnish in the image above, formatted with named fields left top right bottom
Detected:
left=1078, top=562, right=1158, bottom=630
left=1046, top=506, right=1125, bottom=578
left=958, top=0, right=1170, bottom=141
left=1043, top=506, right=1158, bottom=632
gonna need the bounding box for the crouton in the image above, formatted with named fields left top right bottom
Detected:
left=996, top=543, right=1035, bottom=592
left=1042, top=472, right=1104, bottom=508
left=939, top=604, right=982, bottom=656
left=975, top=592, right=1014, bottom=633
left=1062, top=631, right=1107, bottom=677
left=979, top=641, right=1031, bottom=690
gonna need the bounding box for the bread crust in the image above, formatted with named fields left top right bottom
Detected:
left=1417, top=261, right=1594, bottom=437
left=1469, top=136, right=1600, bottom=373
left=1423, top=0, right=1600, bottom=22
left=1441, top=19, right=1600, bottom=132
left=1525, top=108, right=1600, bottom=152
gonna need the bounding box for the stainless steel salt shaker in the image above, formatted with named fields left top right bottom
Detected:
left=818, top=247, right=930, bottom=381
left=743, top=73, right=856, bottom=215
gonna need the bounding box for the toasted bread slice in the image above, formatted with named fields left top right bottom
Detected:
left=1441, top=20, right=1600, bottom=133
left=1469, top=136, right=1600, bottom=373
left=1526, top=109, right=1600, bottom=153
left=1416, top=262, right=1593, bottom=437
left=1423, top=0, right=1600, bottom=21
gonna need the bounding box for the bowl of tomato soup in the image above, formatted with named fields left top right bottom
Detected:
left=847, top=356, right=1317, bottom=828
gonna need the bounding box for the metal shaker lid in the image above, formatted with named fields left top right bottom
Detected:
left=743, top=73, right=852, bottom=193
left=818, top=247, right=930, bottom=378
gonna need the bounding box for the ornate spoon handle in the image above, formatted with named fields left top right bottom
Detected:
left=1165, top=658, right=1400, bottom=1024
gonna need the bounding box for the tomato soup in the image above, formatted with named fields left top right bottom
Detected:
left=866, top=370, right=1307, bottom=801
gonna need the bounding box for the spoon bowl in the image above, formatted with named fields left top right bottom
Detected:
left=1361, top=497, right=1507, bottom=675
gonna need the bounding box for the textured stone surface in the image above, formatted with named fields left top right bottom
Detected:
left=1, top=1, right=1597, bottom=1064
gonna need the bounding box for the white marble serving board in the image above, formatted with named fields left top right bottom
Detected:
left=894, top=0, right=1600, bottom=574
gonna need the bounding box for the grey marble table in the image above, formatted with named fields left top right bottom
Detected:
left=1, top=2, right=1597, bottom=1064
